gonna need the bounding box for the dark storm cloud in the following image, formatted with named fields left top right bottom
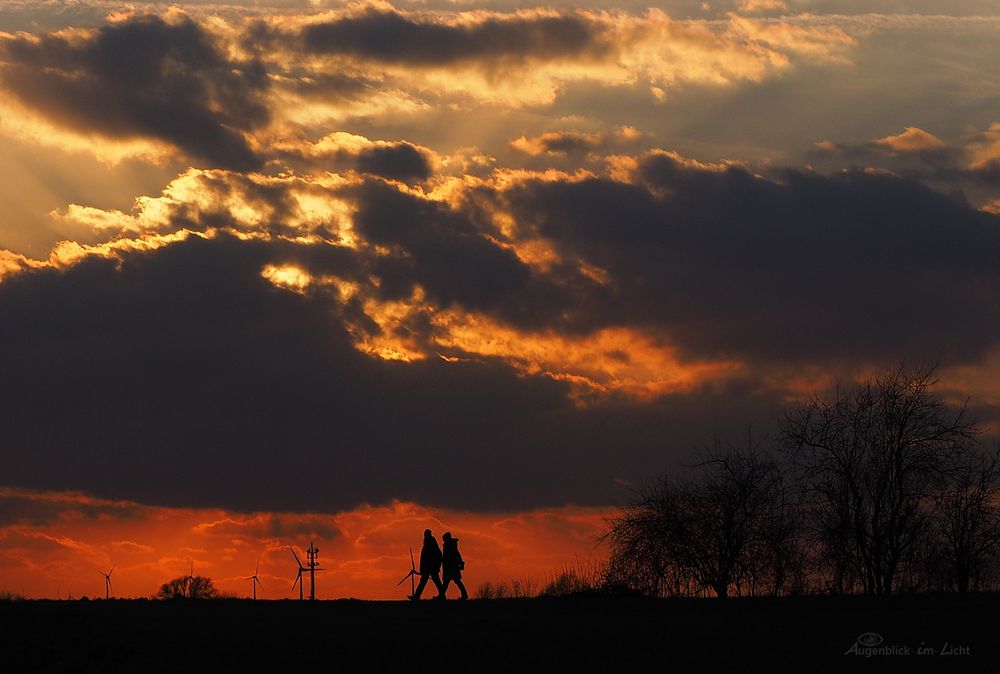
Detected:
left=347, top=179, right=599, bottom=329
left=0, top=490, right=143, bottom=527
left=808, top=136, right=1000, bottom=194
left=196, top=515, right=343, bottom=541
left=274, top=140, right=435, bottom=183
left=0, top=233, right=782, bottom=512
left=0, top=14, right=268, bottom=169
left=510, top=130, right=605, bottom=156
left=809, top=139, right=961, bottom=170
left=353, top=143, right=433, bottom=182
left=299, top=8, right=607, bottom=65
left=498, top=152, right=1000, bottom=364
left=528, top=134, right=599, bottom=155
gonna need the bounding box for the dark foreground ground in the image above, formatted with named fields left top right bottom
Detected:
left=1, top=594, right=996, bottom=673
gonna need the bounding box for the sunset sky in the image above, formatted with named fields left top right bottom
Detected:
left=2, top=0, right=1000, bottom=600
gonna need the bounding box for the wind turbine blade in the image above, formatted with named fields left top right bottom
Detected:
left=255, top=560, right=260, bottom=576
left=255, top=577, right=264, bottom=590
left=410, top=547, right=415, bottom=572
left=109, top=565, right=115, bottom=575
left=289, top=548, right=303, bottom=566
left=397, top=570, right=415, bottom=586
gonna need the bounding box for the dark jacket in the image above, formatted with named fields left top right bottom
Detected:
left=442, top=538, right=464, bottom=578
left=419, top=537, right=442, bottom=575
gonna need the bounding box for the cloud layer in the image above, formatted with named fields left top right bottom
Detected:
left=3, top=145, right=1000, bottom=512
left=0, top=227, right=787, bottom=511
left=0, top=6, right=855, bottom=166
left=2, top=2, right=1000, bottom=525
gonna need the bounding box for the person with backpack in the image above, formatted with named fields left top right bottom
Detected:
left=440, top=531, right=468, bottom=600
left=409, top=529, right=444, bottom=600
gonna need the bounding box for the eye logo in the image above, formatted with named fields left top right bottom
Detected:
left=857, top=633, right=884, bottom=647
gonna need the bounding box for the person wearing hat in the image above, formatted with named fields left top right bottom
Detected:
left=440, top=531, right=468, bottom=600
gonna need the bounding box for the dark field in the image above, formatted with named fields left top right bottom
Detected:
left=1, top=594, right=996, bottom=672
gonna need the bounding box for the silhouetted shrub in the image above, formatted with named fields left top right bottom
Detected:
left=474, top=581, right=509, bottom=600
left=541, top=572, right=590, bottom=596
left=510, top=577, right=537, bottom=598
left=474, top=577, right=539, bottom=599
left=540, top=560, right=607, bottom=596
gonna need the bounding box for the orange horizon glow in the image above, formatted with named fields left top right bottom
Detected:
left=0, top=487, right=610, bottom=601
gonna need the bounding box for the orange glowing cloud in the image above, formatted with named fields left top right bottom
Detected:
left=875, top=127, right=946, bottom=154
left=260, top=263, right=313, bottom=294
left=967, top=122, right=1000, bottom=170
left=50, top=168, right=360, bottom=244
left=431, top=312, right=741, bottom=399
left=46, top=229, right=201, bottom=268
left=0, top=488, right=609, bottom=600
left=0, top=248, right=46, bottom=281
left=254, top=254, right=739, bottom=396
left=738, top=0, right=789, bottom=11
left=510, top=131, right=605, bottom=157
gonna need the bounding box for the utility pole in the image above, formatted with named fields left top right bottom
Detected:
left=306, top=541, right=320, bottom=601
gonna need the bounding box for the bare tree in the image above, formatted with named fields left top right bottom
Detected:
left=604, top=475, right=688, bottom=597
left=156, top=575, right=218, bottom=600
left=929, top=443, right=1000, bottom=592
left=780, top=365, right=978, bottom=595
left=743, top=460, right=805, bottom=596
left=604, top=434, right=797, bottom=598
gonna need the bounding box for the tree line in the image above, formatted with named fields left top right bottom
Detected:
left=603, top=366, right=1000, bottom=597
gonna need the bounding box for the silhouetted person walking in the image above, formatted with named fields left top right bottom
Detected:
left=441, top=531, right=468, bottom=600
left=409, top=529, right=444, bottom=600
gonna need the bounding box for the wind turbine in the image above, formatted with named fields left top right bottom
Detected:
left=289, top=547, right=308, bottom=601
left=396, top=548, right=416, bottom=596
left=99, top=566, right=115, bottom=600
left=245, top=560, right=264, bottom=600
